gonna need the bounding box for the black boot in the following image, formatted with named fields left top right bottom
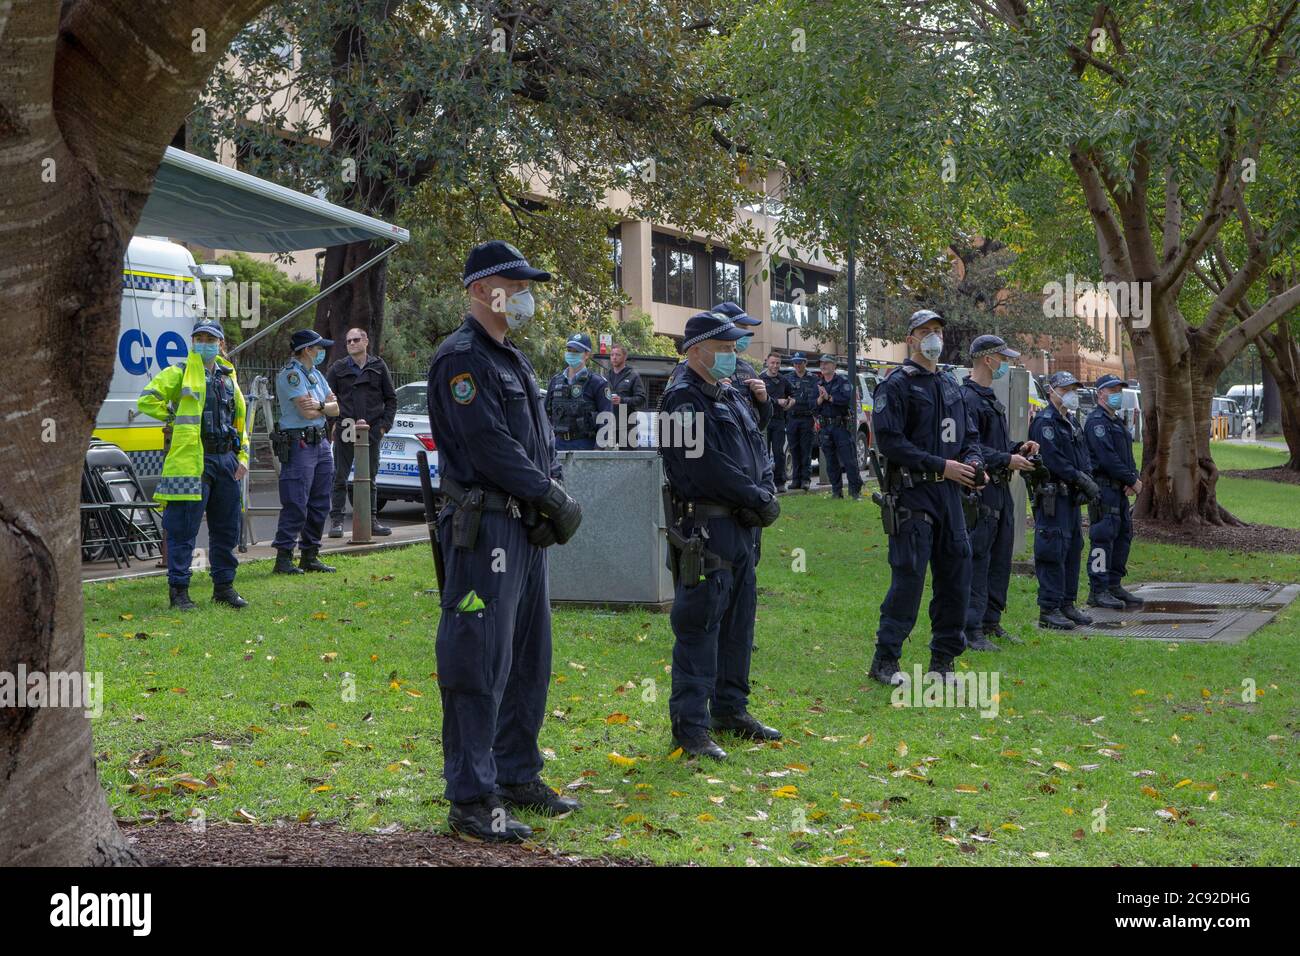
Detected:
left=1110, top=584, right=1145, bottom=608
left=673, top=733, right=727, bottom=761
left=213, top=584, right=248, bottom=608
left=989, top=622, right=1024, bottom=645
left=1062, top=604, right=1094, bottom=626
left=274, top=548, right=304, bottom=574
left=371, top=521, right=392, bottom=537
left=497, top=780, right=581, bottom=816
left=300, top=548, right=336, bottom=573
left=169, top=584, right=196, bottom=611
left=1038, top=607, right=1076, bottom=630
left=711, top=710, right=782, bottom=741
left=868, top=650, right=906, bottom=686
left=1087, top=588, right=1125, bottom=610
left=447, top=795, right=532, bottom=843
left=328, top=518, right=344, bottom=539
left=927, top=653, right=958, bottom=682
left=965, top=629, right=1002, bottom=652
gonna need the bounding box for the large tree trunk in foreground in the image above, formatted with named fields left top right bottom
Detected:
left=1257, top=324, right=1300, bottom=471
left=0, top=0, right=273, bottom=866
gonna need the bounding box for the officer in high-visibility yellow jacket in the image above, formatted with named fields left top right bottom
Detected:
left=137, top=318, right=250, bottom=610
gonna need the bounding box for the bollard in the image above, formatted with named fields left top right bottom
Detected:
left=352, top=420, right=372, bottom=543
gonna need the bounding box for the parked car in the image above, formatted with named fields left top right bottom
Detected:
left=1211, top=396, right=1243, bottom=438
left=347, top=381, right=438, bottom=511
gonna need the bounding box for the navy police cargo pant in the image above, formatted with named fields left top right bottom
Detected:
left=1033, top=494, right=1083, bottom=610
left=436, top=508, right=551, bottom=804
left=1087, top=486, right=1133, bottom=592
left=162, top=450, right=241, bottom=588
left=876, top=487, right=971, bottom=661
left=966, top=482, right=1014, bottom=636
left=273, top=435, right=333, bottom=551
left=669, top=516, right=759, bottom=742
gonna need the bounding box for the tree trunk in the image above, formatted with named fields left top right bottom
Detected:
left=0, top=0, right=274, bottom=866
left=1130, top=303, right=1242, bottom=525
left=1257, top=325, right=1300, bottom=470
left=313, top=239, right=392, bottom=366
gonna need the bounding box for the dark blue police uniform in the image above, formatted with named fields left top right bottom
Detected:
left=1028, top=401, right=1091, bottom=614
left=273, top=353, right=335, bottom=559
left=962, top=378, right=1024, bottom=637
left=871, top=360, right=982, bottom=667
left=759, top=366, right=791, bottom=487
left=784, top=362, right=820, bottom=488
left=545, top=366, right=612, bottom=450
left=661, top=314, right=780, bottom=757
left=428, top=315, right=564, bottom=803
left=1085, top=403, right=1138, bottom=596
left=814, top=368, right=863, bottom=497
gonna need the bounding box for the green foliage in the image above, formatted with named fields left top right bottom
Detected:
left=216, top=252, right=317, bottom=366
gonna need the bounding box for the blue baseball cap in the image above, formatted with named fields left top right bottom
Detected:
left=907, top=309, right=945, bottom=334
left=713, top=301, right=760, bottom=327
left=290, top=329, right=333, bottom=352
left=565, top=333, right=593, bottom=353
left=790, top=352, right=807, bottom=363
left=1095, top=373, right=1124, bottom=391
left=1047, top=370, right=1080, bottom=390
left=192, top=318, right=225, bottom=341
left=680, top=311, right=748, bottom=351
left=463, top=240, right=552, bottom=287
left=970, top=334, right=1019, bottom=360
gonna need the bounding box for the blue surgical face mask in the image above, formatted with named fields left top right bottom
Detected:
left=192, top=342, right=220, bottom=362
left=313, top=350, right=326, bottom=367
left=992, top=360, right=1009, bottom=380
left=564, top=351, right=584, bottom=367
left=1106, top=391, right=1123, bottom=409
left=736, top=335, right=751, bottom=354
left=708, top=348, right=738, bottom=381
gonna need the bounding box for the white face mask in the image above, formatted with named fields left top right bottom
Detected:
left=1058, top=389, right=1080, bottom=410
left=504, top=289, right=535, bottom=329
left=919, top=332, right=943, bottom=362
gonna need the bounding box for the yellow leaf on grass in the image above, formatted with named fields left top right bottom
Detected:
left=667, top=747, right=684, bottom=761
left=697, top=813, right=715, bottom=823
left=621, top=814, right=645, bottom=825
left=608, top=752, right=637, bottom=768
left=1000, top=823, right=1023, bottom=831
left=896, top=741, right=909, bottom=758
left=1052, top=761, right=1073, bottom=773
left=1174, top=779, right=1192, bottom=789
left=311, top=612, right=328, bottom=621
left=954, top=785, right=979, bottom=793
left=313, top=785, right=332, bottom=793
left=605, top=713, right=630, bottom=724
left=120, top=613, right=134, bottom=621
left=772, top=785, right=799, bottom=798
left=1141, top=786, right=1160, bottom=799
left=321, top=653, right=338, bottom=663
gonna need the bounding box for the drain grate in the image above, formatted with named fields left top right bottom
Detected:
left=1071, top=582, right=1299, bottom=644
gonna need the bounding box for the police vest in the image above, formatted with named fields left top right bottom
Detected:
left=137, top=352, right=248, bottom=501
left=550, top=370, right=599, bottom=438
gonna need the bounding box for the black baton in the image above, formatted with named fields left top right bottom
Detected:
left=416, top=450, right=446, bottom=592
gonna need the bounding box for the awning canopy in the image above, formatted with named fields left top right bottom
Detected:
left=137, top=147, right=409, bottom=252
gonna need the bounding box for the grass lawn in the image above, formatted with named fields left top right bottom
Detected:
left=1132, top=441, right=1297, bottom=528
left=85, top=475, right=1300, bottom=866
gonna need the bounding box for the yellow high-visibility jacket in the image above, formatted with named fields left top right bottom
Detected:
left=137, top=352, right=248, bottom=501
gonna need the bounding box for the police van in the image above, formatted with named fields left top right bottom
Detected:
left=94, top=147, right=408, bottom=491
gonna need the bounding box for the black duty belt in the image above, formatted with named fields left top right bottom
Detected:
left=791, top=411, right=814, bottom=418
left=202, top=436, right=237, bottom=454
left=687, top=499, right=736, bottom=520
left=819, top=416, right=851, bottom=427
left=284, top=427, right=326, bottom=445
left=441, top=475, right=521, bottom=515
left=1098, top=476, right=1128, bottom=490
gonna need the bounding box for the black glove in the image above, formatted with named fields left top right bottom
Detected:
left=535, top=479, right=583, bottom=545
left=527, top=519, right=559, bottom=548
left=756, top=494, right=781, bottom=527
left=1076, top=474, right=1101, bottom=504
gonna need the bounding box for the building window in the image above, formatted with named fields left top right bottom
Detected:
left=712, top=257, right=744, bottom=309
left=608, top=232, right=622, bottom=292
left=652, top=234, right=702, bottom=308
left=770, top=262, right=836, bottom=326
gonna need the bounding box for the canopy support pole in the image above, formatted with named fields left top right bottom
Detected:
left=229, top=241, right=401, bottom=357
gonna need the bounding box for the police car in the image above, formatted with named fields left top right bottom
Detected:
left=353, top=381, right=438, bottom=511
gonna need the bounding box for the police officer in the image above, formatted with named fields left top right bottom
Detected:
left=429, top=240, right=584, bottom=841
left=759, top=352, right=793, bottom=491
left=868, top=310, right=984, bottom=685
left=711, top=301, right=772, bottom=431
left=606, top=344, right=647, bottom=446
left=961, top=336, right=1040, bottom=650
left=137, top=318, right=249, bottom=610
left=661, top=311, right=782, bottom=759
left=814, top=354, right=864, bottom=500
left=272, top=330, right=339, bottom=574
left=546, top=333, right=613, bottom=450
left=1028, top=371, right=1102, bottom=629
left=1085, top=374, right=1145, bottom=610
left=785, top=353, right=820, bottom=490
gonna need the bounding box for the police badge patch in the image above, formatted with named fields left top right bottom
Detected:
left=571, top=385, right=582, bottom=398
left=874, top=393, right=886, bottom=411
left=450, top=372, right=476, bottom=404
left=1043, top=425, right=1055, bottom=440
left=287, top=372, right=300, bottom=387
left=1094, top=424, right=1106, bottom=437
